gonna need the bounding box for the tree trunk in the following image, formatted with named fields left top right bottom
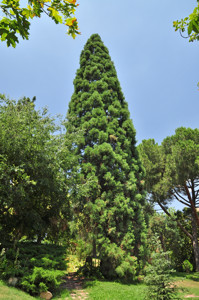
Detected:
left=191, top=210, right=199, bottom=271
left=159, top=235, right=166, bottom=252
left=93, top=236, right=96, bottom=258
left=37, top=234, right=43, bottom=244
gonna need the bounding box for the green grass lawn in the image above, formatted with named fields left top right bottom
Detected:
left=0, top=280, right=147, bottom=300
left=179, top=279, right=199, bottom=298
left=1, top=273, right=199, bottom=300
left=0, top=280, right=39, bottom=300
left=0, top=280, right=71, bottom=300
left=172, top=274, right=199, bottom=299
left=84, top=280, right=147, bottom=300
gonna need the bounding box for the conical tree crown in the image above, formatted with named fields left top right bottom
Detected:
left=67, top=34, right=146, bottom=279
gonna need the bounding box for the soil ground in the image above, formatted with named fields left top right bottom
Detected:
left=61, top=272, right=89, bottom=300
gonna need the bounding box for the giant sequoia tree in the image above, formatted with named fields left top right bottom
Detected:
left=66, top=34, right=147, bottom=279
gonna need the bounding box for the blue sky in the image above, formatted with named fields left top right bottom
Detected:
left=0, top=0, right=198, bottom=145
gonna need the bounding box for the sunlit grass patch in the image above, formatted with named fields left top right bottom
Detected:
left=0, top=280, right=38, bottom=300
left=173, top=273, right=199, bottom=299
left=84, top=280, right=146, bottom=300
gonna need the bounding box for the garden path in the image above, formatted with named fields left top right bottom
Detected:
left=176, top=279, right=199, bottom=298
left=61, top=272, right=89, bottom=300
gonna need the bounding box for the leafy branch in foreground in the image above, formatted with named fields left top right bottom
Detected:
left=173, top=1, right=199, bottom=42
left=0, top=0, right=80, bottom=47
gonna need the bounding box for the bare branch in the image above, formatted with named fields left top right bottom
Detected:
left=180, top=29, right=190, bottom=39
left=173, top=188, right=190, bottom=205
left=173, top=194, right=191, bottom=207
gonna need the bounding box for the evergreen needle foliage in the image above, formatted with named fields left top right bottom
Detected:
left=66, top=33, right=147, bottom=279
left=145, top=236, right=180, bottom=300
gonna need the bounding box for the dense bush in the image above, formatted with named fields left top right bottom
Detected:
left=186, top=272, right=199, bottom=281
left=21, top=267, right=64, bottom=294
left=0, top=242, right=67, bottom=295
left=77, top=264, right=103, bottom=279
left=182, top=260, right=193, bottom=273
left=100, top=244, right=138, bottom=281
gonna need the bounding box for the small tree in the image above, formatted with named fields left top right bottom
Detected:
left=145, top=235, right=180, bottom=300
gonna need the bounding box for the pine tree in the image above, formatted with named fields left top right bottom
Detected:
left=145, top=235, right=179, bottom=300
left=66, top=34, right=147, bottom=279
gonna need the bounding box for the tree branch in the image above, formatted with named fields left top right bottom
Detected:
left=184, top=183, right=199, bottom=227
left=173, top=188, right=191, bottom=206
left=173, top=194, right=191, bottom=207
left=180, top=29, right=190, bottom=39
left=157, top=200, right=193, bottom=241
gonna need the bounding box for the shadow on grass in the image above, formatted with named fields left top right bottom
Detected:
left=83, top=280, right=97, bottom=289
left=172, top=272, right=187, bottom=278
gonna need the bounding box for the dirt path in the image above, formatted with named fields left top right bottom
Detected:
left=61, top=272, right=89, bottom=300
left=175, top=279, right=199, bottom=298
left=184, top=296, right=199, bottom=298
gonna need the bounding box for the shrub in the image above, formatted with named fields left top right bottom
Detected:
left=0, top=242, right=67, bottom=295
left=182, top=260, right=193, bottom=273
left=77, top=264, right=103, bottom=279
left=100, top=244, right=138, bottom=281
left=21, top=267, right=64, bottom=294
left=186, top=272, right=199, bottom=281
left=0, top=247, right=22, bottom=279
left=144, top=236, right=180, bottom=300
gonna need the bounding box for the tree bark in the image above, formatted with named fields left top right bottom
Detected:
left=93, top=236, right=97, bottom=258
left=191, top=210, right=199, bottom=271
left=184, top=183, right=199, bottom=227
left=37, top=234, right=43, bottom=244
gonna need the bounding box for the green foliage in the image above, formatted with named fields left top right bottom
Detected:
left=21, top=267, right=64, bottom=294
left=0, top=242, right=67, bottom=295
left=182, top=260, right=193, bottom=273
left=138, top=139, right=168, bottom=204
left=0, top=0, right=80, bottom=47
left=173, top=2, right=199, bottom=42
left=66, top=33, right=147, bottom=279
left=144, top=236, right=180, bottom=300
left=139, top=127, right=199, bottom=271
left=138, top=139, right=165, bottom=195
left=0, top=95, right=78, bottom=243
left=0, top=279, right=37, bottom=300
left=186, top=272, right=199, bottom=281
left=77, top=264, right=103, bottom=279
left=75, top=239, right=93, bottom=261
left=84, top=280, right=146, bottom=300
left=148, top=211, right=194, bottom=271
left=0, top=247, right=22, bottom=279
left=162, top=127, right=199, bottom=187
left=100, top=244, right=138, bottom=281
left=174, top=209, right=195, bottom=269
